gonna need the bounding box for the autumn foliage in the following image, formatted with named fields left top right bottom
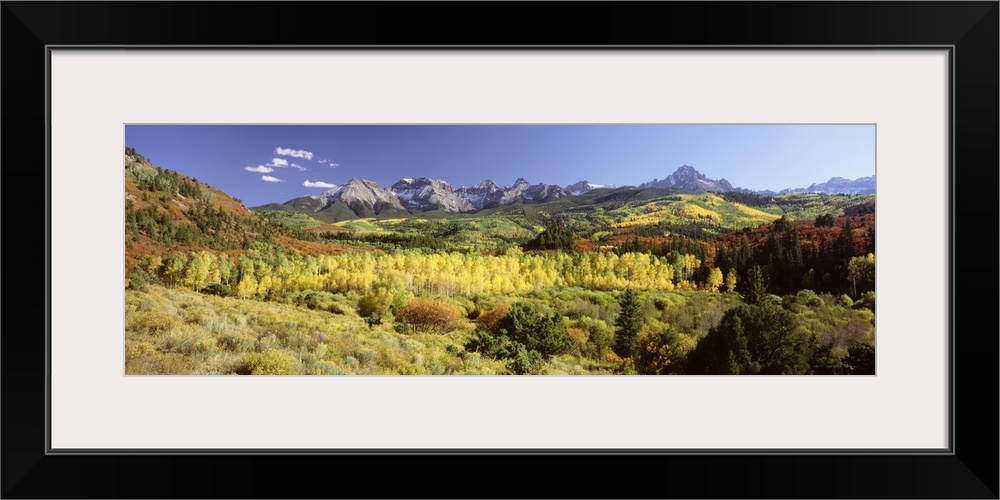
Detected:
left=123, top=147, right=876, bottom=375
left=476, top=303, right=513, bottom=334
left=396, top=298, right=462, bottom=333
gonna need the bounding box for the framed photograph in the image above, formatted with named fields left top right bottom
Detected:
left=120, top=121, right=878, bottom=380
left=4, top=2, right=996, bottom=498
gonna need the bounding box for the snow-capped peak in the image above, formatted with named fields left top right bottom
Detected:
left=565, top=180, right=614, bottom=195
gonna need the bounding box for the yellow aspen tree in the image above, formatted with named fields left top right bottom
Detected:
left=236, top=272, right=257, bottom=299
left=724, top=268, right=739, bottom=292
left=705, top=267, right=724, bottom=292
left=258, top=275, right=274, bottom=298
left=183, top=251, right=212, bottom=290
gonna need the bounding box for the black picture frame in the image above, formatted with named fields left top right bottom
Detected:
left=3, top=2, right=996, bottom=498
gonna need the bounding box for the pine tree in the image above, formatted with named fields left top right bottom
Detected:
left=836, top=218, right=856, bottom=259
left=743, top=265, right=770, bottom=306
left=614, top=289, right=643, bottom=359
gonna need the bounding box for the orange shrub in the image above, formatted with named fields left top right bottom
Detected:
left=397, top=298, right=462, bottom=333
left=475, top=303, right=513, bottom=334
left=567, top=327, right=588, bottom=355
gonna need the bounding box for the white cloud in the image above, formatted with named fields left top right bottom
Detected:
left=303, top=180, right=337, bottom=188
left=262, top=175, right=285, bottom=183
left=249, top=157, right=302, bottom=172
left=318, top=159, right=340, bottom=168
left=275, top=147, right=314, bottom=160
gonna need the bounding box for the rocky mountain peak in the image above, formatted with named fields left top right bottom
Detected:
left=565, top=180, right=614, bottom=195
left=639, top=165, right=735, bottom=193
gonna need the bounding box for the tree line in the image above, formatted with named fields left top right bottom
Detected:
left=128, top=247, right=718, bottom=299
left=715, top=215, right=875, bottom=297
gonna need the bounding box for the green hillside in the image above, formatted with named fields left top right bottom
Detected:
left=291, top=189, right=873, bottom=252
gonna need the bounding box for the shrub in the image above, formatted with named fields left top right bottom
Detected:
left=476, top=303, right=513, bottom=334
left=164, top=327, right=217, bottom=357
left=567, top=327, right=588, bottom=355
left=310, top=361, right=348, bottom=375
left=217, top=332, right=256, bottom=353
left=579, top=317, right=615, bottom=358
left=634, top=328, right=696, bottom=375
left=842, top=341, right=875, bottom=375
left=507, top=344, right=543, bottom=375
left=365, top=314, right=383, bottom=329
left=234, top=349, right=300, bottom=375
left=838, top=294, right=854, bottom=308
left=495, top=302, right=575, bottom=357
left=396, top=298, right=461, bottom=333
left=853, top=291, right=875, bottom=312
left=357, top=285, right=409, bottom=321
left=354, top=348, right=378, bottom=367
left=127, top=269, right=150, bottom=292
left=256, top=334, right=280, bottom=351
left=125, top=349, right=194, bottom=375
left=201, top=283, right=233, bottom=297
left=303, top=292, right=323, bottom=310
left=126, top=309, right=177, bottom=335
left=795, top=289, right=825, bottom=307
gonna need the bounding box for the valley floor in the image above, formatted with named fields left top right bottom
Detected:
left=125, top=282, right=873, bottom=375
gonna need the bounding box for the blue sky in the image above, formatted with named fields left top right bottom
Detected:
left=125, top=125, right=875, bottom=207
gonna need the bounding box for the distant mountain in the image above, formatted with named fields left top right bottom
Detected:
left=317, top=178, right=407, bottom=214
left=639, top=166, right=874, bottom=196
left=257, top=166, right=873, bottom=222
left=500, top=177, right=532, bottom=204
left=565, top=180, right=615, bottom=195
left=456, top=179, right=507, bottom=210
left=780, top=176, right=875, bottom=195
left=519, top=179, right=570, bottom=204
left=265, top=176, right=573, bottom=220
left=390, top=177, right=473, bottom=213
left=639, top=165, right=735, bottom=193
left=268, top=178, right=408, bottom=221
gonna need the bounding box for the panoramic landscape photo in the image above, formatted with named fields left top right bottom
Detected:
left=124, top=124, right=876, bottom=375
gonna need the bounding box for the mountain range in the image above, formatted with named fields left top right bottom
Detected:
left=255, top=176, right=580, bottom=221
left=778, top=176, right=876, bottom=195
left=639, top=165, right=735, bottom=192
left=254, top=166, right=874, bottom=221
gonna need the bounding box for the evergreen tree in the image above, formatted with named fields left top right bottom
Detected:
left=742, top=265, right=770, bottom=306
left=835, top=218, right=856, bottom=259
left=614, top=289, right=643, bottom=359
left=686, top=303, right=811, bottom=375
left=736, top=235, right=753, bottom=275
left=843, top=342, right=876, bottom=375
left=526, top=219, right=575, bottom=252
left=815, top=213, right=836, bottom=227
left=496, top=302, right=575, bottom=358
left=789, top=225, right=803, bottom=268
